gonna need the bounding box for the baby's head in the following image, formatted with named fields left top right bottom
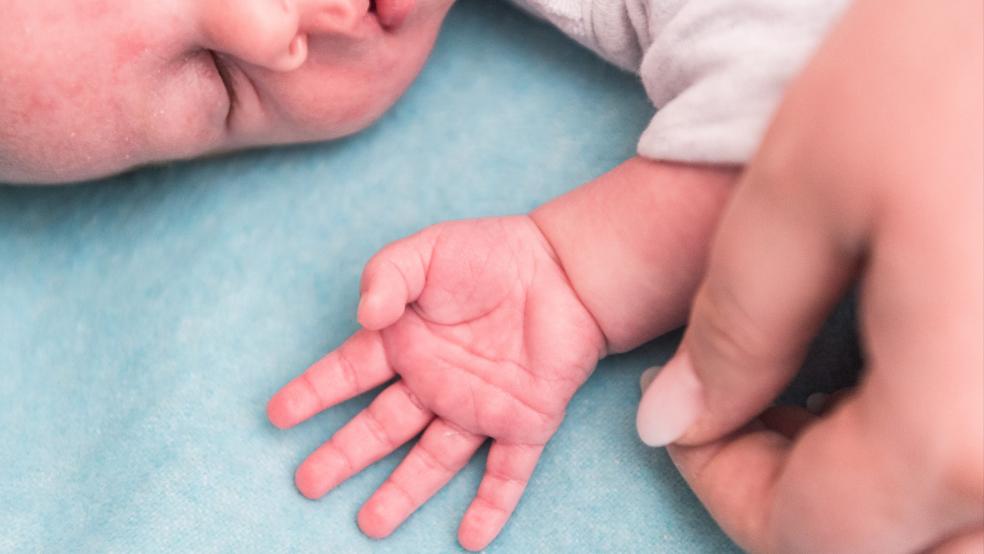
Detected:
left=0, top=0, right=454, bottom=184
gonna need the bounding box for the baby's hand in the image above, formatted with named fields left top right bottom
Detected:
left=268, top=216, right=606, bottom=551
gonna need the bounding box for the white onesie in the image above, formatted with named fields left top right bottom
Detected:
left=510, top=0, right=849, bottom=164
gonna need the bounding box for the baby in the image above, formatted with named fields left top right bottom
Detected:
left=0, top=0, right=846, bottom=550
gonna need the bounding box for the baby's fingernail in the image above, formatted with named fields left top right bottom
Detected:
left=356, top=291, right=375, bottom=326
left=267, top=376, right=318, bottom=429
left=636, top=351, right=704, bottom=447
left=639, top=366, right=660, bottom=394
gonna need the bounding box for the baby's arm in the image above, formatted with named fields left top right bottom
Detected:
left=532, top=156, right=737, bottom=352
left=268, top=157, right=737, bottom=550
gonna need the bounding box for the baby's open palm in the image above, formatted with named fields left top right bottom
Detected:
left=268, top=217, right=606, bottom=551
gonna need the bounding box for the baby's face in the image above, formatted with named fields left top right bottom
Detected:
left=0, top=0, right=454, bottom=183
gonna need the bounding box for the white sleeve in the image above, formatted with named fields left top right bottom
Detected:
left=515, top=0, right=850, bottom=165
left=628, top=0, right=849, bottom=164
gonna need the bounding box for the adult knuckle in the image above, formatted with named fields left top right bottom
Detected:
left=690, top=283, right=776, bottom=374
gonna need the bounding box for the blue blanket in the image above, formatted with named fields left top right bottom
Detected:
left=1, top=2, right=858, bottom=551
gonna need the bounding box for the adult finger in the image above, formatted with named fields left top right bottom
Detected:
left=636, top=145, right=861, bottom=446
left=639, top=0, right=983, bottom=449
left=667, top=394, right=982, bottom=552
left=358, top=419, right=486, bottom=539
left=458, top=442, right=544, bottom=552
left=294, top=380, right=433, bottom=499
left=267, top=329, right=395, bottom=429
left=930, top=528, right=984, bottom=554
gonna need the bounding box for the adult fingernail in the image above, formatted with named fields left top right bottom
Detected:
left=636, top=351, right=704, bottom=447
left=639, top=366, right=660, bottom=395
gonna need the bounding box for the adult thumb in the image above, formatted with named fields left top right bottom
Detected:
left=637, top=163, right=862, bottom=447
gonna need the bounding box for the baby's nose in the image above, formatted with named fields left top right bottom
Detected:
left=200, top=0, right=304, bottom=72
left=201, top=0, right=366, bottom=73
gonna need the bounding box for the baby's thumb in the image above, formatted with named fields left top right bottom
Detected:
left=357, top=230, right=435, bottom=331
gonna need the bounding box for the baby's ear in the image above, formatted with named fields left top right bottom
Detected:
left=302, top=0, right=364, bottom=36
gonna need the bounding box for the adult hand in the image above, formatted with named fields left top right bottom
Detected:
left=637, top=0, right=983, bottom=551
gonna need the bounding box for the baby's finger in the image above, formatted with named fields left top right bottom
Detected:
left=267, top=330, right=395, bottom=429
left=458, top=442, right=544, bottom=552
left=358, top=227, right=438, bottom=331
left=358, top=419, right=486, bottom=539
left=294, top=381, right=433, bottom=499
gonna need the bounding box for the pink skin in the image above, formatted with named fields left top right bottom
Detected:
left=1, top=0, right=738, bottom=549
left=0, top=0, right=454, bottom=184
left=267, top=158, right=737, bottom=550
left=268, top=217, right=607, bottom=551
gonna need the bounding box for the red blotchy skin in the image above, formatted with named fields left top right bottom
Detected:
left=114, top=34, right=150, bottom=68
left=268, top=217, right=607, bottom=551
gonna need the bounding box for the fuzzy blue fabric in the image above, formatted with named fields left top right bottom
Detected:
left=1, top=2, right=858, bottom=551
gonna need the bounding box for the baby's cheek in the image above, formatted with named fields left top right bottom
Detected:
left=266, top=29, right=438, bottom=142
left=0, top=85, right=122, bottom=182
left=111, top=32, right=151, bottom=70
left=135, top=59, right=229, bottom=160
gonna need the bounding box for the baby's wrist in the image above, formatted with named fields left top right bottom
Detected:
left=522, top=212, right=614, bottom=354
left=530, top=157, right=737, bottom=352
left=528, top=206, right=635, bottom=353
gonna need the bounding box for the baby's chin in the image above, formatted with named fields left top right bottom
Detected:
left=0, top=115, right=223, bottom=186
left=0, top=142, right=194, bottom=186
left=2, top=63, right=417, bottom=185
left=1, top=159, right=140, bottom=186
left=1, top=119, right=378, bottom=186
left=0, top=149, right=117, bottom=186
left=0, top=137, right=212, bottom=185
